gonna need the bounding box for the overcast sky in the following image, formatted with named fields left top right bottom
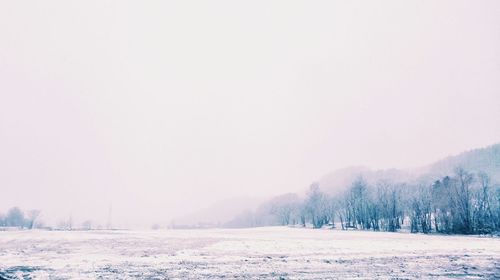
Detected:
left=1, top=0, right=499, bottom=227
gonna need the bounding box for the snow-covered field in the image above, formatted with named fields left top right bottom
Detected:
left=0, top=227, right=499, bottom=279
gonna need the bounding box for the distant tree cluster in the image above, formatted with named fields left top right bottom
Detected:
left=259, top=168, right=500, bottom=235
left=0, top=207, right=41, bottom=229
left=0, top=207, right=99, bottom=230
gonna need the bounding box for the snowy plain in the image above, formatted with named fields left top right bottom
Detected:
left=0, top=227, right=499, bottom=279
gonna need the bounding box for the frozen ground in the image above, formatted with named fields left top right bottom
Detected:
left=0, top=227, right=499, bottom=279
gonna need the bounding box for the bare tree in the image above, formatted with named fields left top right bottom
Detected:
left=377, top=181, right=402, bottom=232
left=472, top=172, right=494, bottom=233
left=451, top=168, right=474, bottom=234
left=305, top=183, right=329, bottom=228
left=6, top=207, right=25, bottom=228
left=26, top=210, right=41, bottom=229
left=0, top=213, right=5, bottom=227
left=349, top=177, right=370, bottom=229
left=408, top=185, right=432, bottom=233
left=269, top=193, right=301, bottom=226
left=82, top=220, right=93, bottom=230
left=431, top=177, right=453, bottom=233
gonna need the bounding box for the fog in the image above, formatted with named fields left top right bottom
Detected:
left=1, top=0, right=499, bottom=228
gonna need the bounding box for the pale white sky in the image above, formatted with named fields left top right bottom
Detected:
left=1, top=1, right=499, bottom=227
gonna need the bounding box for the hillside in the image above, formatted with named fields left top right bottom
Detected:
left=176, top=143, right=500, bottom=228
left=319, top=143, right=500, bottom=194
left=171, top=196, right=264, bottom=228
left=421, top=143, right=500, bottom=183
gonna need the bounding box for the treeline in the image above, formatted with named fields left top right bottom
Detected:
left=244, top=168, right=500, bottom=235
left=0, top=207, right=41, bottom=229
left=0, top=207, right=99, bottom=230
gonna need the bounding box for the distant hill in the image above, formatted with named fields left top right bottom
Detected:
left=176, top=143, right=500, bottom=227
left=420, top=143, right=500, bottom=184
left=172, top=196, right=264, bottom=228
left=319, top=166, right=417, bottom=194
left=319, top=143, right=500, bottom=193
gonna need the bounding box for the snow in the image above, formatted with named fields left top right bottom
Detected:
left=1, top=227, right=499, bottom=279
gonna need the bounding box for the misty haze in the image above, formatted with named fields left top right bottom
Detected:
left=1, top=1, right=500, bottom=279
